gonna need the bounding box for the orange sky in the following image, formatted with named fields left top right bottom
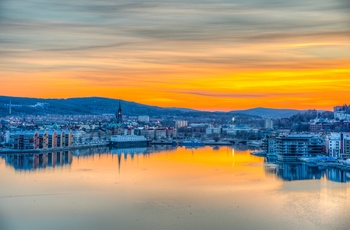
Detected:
left=1, top=0, right=349, bottom=111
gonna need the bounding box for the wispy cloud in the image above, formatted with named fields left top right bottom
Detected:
left=175, top=90, right=306, bottom=98
left=0, top=0, right=349, bottom=109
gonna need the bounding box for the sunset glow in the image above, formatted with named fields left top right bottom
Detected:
left=1, top=0, right=349, bottom=110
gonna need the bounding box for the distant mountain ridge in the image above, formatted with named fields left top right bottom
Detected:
left=0, top=96, right=194, bottom=117
left=233, top=107, right=302, bottom=118
left=0, top=96, right=302, bottom=118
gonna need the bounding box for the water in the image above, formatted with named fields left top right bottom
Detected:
left=0, top=146, right=349, bottom=230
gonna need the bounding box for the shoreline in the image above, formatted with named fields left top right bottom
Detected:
left=0, top=143, right=109, bottom=154
left=0, top=142, right=235, bottom=154
left=251, top=152, right=350, bottom=172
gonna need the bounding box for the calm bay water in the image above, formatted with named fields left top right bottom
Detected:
left=0, top=146, right=349, bottom=230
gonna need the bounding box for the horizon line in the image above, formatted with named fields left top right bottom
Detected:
left=0, top=95, right=335, bottom=112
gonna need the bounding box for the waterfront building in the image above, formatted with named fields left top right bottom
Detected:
left=7, top=130, right=73, bottom=150
left=47, top=130, right=57, bottom=148
left=262, top=136, right=278, bottom=155
left=276, top=134, right=325, bottom=160
left=110, top=135, right=148, bottom=148
left=8, top=131, right=40, bottom=149
left=62, top=130, right=74, bottom=147
left=344, top=139, right=350, bottom=157
left=37, top=131, right=48, bottom=148
left=57, top=131, right=63, bottom=147
left=326, top=132, right=350, bottom=158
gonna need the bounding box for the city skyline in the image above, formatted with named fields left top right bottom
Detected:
left=1, top=0, right=349, bottom=111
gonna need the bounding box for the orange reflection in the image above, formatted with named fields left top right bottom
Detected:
left=63, top=146, right=270, bottom=193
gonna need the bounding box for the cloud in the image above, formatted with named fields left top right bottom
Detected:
left=0, top=0, right=349, bottom=110
left=175, top=90, right=306, bottom=98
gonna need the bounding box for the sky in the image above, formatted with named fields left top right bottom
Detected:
left=0, top=0, right=349, bottom=111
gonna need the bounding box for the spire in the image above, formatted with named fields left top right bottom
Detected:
left=9, top=100, right=12, bottom=115
left=116, top=100, right=122, bottom=124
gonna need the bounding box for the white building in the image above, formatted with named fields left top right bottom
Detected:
left=265, top=118, right=274, bottom=129
left=326, top=132, right=350, bottom=158
left=206, top=127, right=221, bottom=135
left=138, top=116, right=150, bottom=123
left=175, top=120, right=188, bottom=129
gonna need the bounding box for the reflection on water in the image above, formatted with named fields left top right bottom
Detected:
left=0, top=146, right=349, bottom=230
left=265, top=157, right=350, bottom=183
left=1, top=146, right=350, bottom=184
left=2, top=146, right=350, bottom=184
left=0, top=145, right=177, bottom=172
left=1, top=152, right=73, bottom=171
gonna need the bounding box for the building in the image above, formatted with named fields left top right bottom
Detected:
left=334, top=105, right=350, bottom=121
left=37, top=131, right=48, bottom=148
left=8, top=130, right=73, bottom=150
left=116, top=101, right=123, bottom=124
left=138, top=116, right=150, bottom=123
left=262, top=136, right=278, bottom=155
left=189, top=123, right=209, bottom=133
left=326, top=132, right=350, bottom=158
left=175, top=120, right=188, bottom=129
left=110, top=135, right=148, bottom=148
left=265, top=118, right=274, bottom=129
left=344, top=138, right=350, bottom=157
left=309, top=118, right=333, bottom=132
left=61, top=130, right=74, bottom=147
left=135, top=128, right=155, bottom=140
left=47, top=131, right=57, bottom=148
left=57, top=131, right=63, bottom=147
left=166, top=127, right=177, bottom=138
left=155, top=128, right=167, bottom=139
left=276, top=134, right=325, bottom=160
left=206, top=127, right=221, bottom=135
left=8, top=131, right=40, bottom=149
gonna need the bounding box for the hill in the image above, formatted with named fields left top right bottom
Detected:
left=0, top=96, right=196, bottom=117
left=233, top=107, right=301, bottom=118
left=0, top=96, right=302, bottom=119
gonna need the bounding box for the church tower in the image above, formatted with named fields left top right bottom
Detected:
left=116, top=101, right=122, bottom=124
